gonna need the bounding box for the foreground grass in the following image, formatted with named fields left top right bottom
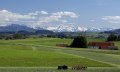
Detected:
left=0, top=67, right=119, bottom=72
left=0, top=44, right=111, bottom=67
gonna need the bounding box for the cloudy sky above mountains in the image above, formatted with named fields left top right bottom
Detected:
left=0, top=0, right=120, bottom=28
left=0, top=10, right=78, bottom=28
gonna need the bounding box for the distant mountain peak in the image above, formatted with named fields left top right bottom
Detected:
left=0, top=24, right=35, bottom=32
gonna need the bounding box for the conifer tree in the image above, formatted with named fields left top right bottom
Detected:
left=70, top=36, right=87, bottom=48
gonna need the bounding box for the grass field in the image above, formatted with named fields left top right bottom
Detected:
left=0, top=67, right=120, bottom=72
left=0, top=38, right=120, bottom=72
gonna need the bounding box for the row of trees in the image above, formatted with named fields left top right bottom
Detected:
left=0, top=33, right=27, bottom=40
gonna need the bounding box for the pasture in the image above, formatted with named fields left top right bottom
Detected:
left=0, top=38, right=120, bottom=72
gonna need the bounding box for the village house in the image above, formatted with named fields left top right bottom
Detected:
left=88, top=42, right=118, bottom=50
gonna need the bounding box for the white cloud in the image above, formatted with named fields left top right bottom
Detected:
left=0, top=10, right=78, bottom=27
left=0, top=10, right=34, bottom=25
left=28, top=11, right=78, bottom=27
left=102, top=16, right=120, bottom=23
left=28, top=11, right=48, bottom=16
left=64, top=12, right=78, bottom=18
left=41, top=11, right=48, bottom=15
left=52, top=11, right=78, bottom=19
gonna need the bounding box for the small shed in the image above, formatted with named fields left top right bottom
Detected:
left=88, top=42, right=118, bottom=50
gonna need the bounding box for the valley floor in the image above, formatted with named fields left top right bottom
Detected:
left=0, top=38, right=120, bottom=72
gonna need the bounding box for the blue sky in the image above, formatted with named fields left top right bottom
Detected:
left=0, top=0, right=120, bottom=28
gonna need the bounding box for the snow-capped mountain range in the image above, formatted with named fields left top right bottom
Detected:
left=43, top=26, right=87, bottom=32
left=41, top=25, right=113, bottom=32
left=0, top=24, right=114, bottom=32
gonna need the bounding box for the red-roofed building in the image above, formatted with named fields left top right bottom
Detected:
left=88, top=42, right=118, bottom=50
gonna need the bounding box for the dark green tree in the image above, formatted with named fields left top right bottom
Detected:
left=70, top=36, right=87, bottom=48
left=107, top=33, right=117, bottom=41
left=117, top=35, right=120, bottom=41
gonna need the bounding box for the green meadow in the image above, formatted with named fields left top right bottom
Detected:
left=0, top=38, right=120, bottom=72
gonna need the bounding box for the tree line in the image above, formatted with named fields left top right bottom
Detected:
left=0, top=33, right=27, bottom=40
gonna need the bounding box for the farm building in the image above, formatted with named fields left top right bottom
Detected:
left=88, top=42, right=118, bottom=50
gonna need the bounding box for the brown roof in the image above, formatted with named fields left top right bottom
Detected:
left=88, top=42, right=114, bottom=46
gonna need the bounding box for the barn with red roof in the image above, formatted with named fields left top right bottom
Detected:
left=88, top=42, right=118, bottom=50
